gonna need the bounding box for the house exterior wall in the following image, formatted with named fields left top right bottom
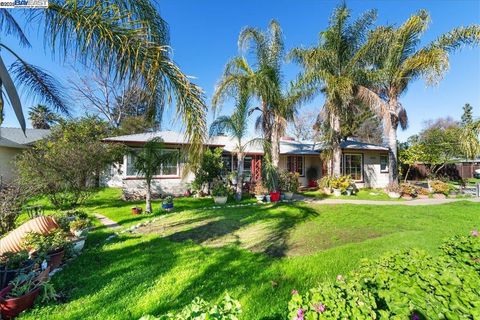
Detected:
left=353, top=150, right=389, bottom=188
left=279, top=154, right=322, bottom=187
left=0, top=147, right=21, bottom=184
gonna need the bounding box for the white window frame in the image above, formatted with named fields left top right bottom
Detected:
left=286, top=155, right=305, bottom=177
left=380, top=154, right=389, bottom=173
left=343, top=153, right=363, bottom=182
left=124, top=148, right=180, bottom=179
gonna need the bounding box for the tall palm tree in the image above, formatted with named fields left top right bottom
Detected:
left=289, top=4, right=378, bottom=175
left=360, top=10, right=480, bottom=183
left=0, top=1, right=206, bottom=166
left=213, top=20, right=285, bottom=168
left=210, top=85, right=250, bottom=201
left=28, top=104, right=59, bottom=129
left=132, top=137, right=178, bottom=213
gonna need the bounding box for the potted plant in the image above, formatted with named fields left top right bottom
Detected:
left=279, top=171, right=299, bottom=200
left=0, top=273, right=41, bottom=318
left=318, top=176, right=333, bottom=194
left=228, top=171, right=238, bottom=186
left=211, top=180, right=229, bottom=204
left=162, top=196, right=174, bottom=211
left=306, top=167, right=319, bottom=188
left=22, top=230, right=70, bottom=271
left=131, top=207, right=142, bottom=215
left=331, top=175, right=352, bottom=197
left=69, top=218, right=92, bottom=237
left=264, top=164, right=280, bottom=202
left=253, top=181, right=266, bottom=202
left=346, top=186, right=353, bottom=196
left=385, top=182, right=402, bottom=199
left=0, top=251, right=33, bottom=290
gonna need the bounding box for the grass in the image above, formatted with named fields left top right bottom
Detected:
left=19, top=189, right=480, bottom=319
left=301, top=188, right=403, bottom=201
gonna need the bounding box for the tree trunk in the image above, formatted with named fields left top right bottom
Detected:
left=331, top=114, right=342, bottom=176
left=145, top=180, right=152, bottom=213
left=236, top=152, right=244, bottom=201
left=387, top=119, right=399, bottom=184
left=404, top=165, right=411, bottom=183
left=271, top=126, right=281, bottom=168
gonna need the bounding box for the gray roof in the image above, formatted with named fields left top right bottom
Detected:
left=103, top=131, right=389, bottom=154
left=0, top=127, right=50, bottom=148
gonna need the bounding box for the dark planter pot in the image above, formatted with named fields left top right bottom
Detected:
left=162, top=203, right=174, bottom=210
left=0, top=285, right=40, bottom=319
left=0, top=260, right=35, bottom=290
left=47, top=248, right=65, bottom=271
left=308, top=180, right=318, bottom=188
left=131, top=207, right=142, bottom=215
left=270, top=191, right=281, bottom=202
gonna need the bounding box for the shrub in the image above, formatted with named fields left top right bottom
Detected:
left=400, top=183, right=417, bottom=197
left=140, top=293, right=241, bottom=319
left=385, top=182, right=401, bottom=193
left=330, top=175, right=352, bottom=192
left=0, top=250, right=30, bottom=270
left=0, top=182, right=32, bottom=236
left=441, top=232, right=480, bottom=272
left=288, top=232, right=480, bottom=319
left=211, top=179, right=229, bottom=197
left=162, top=196, right=174, bottom=205
left=279, top=171, right=300, bottom=193
left=253, top=181, right=267, bottom=195
left=416, top=186, right=430, bottom=196
left=69, top=218, right=93, bottom=232
left=22, top=229, right=71, bottom=255
left=317, top=176, right=333, bottom=189
left=430, top=180, right=450, bottom=195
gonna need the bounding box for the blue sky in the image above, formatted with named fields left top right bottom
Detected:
left=1, top=0, right=479, bottom=142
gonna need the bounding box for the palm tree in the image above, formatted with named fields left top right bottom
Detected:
left=289, top=5, right=378, bottom=175
left=460, top=121, right=480, bottom=178
left=210, top=86, right=250, bottom=201
left=360, top=11, right=480, bottom=183
left=0, top=2, right=206, bottom=166
left=213, top=20, right=284, bottom=168
left=28, top=104, right=59, bottom=129
left=132, top=138, right=178, bottom=213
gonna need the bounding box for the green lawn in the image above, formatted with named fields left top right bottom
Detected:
left=20, top=189, right=480, bottom=319
left=301, top=188, right=404, bottom=201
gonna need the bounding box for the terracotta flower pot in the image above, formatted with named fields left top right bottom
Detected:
left=0, top=286, right=40, bottom=319
left=0, top=216, right=59, bottom=255
left=131, top=207, right=142, bottom=215
left=47, top=248, right=65, bottom=271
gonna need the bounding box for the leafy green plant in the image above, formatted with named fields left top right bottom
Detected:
left=288, top=232, right=480, bottom=319
left=317, top=176, right=334, bottom=189
left=279, top=171, right=300, bottom=193
left=69, top=218, right=92, bottom=232
left=330, top=175, right=352, bottom=192
left=211, top=180, right=229, bottom=197
left=0, top=251, right=30, bottom=270
left=6, top=271, right=56, bottom=302
left=400, top=183, right=417, bottom=197
left=162, top=196, right=174, bottom=205
left=253, top=181, right=267, bottom=195
left=441, top=232, right=480, bottom=272
left=140, top=293, right=241, bottom=320
left=22, top=229, right=70, bottom=255
left=430, top=180, right=450, bottom=195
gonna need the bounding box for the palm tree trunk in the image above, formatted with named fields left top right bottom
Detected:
left=145, top=179, right=152, bottom=213
left=236, top=152, right=244, bottom=201
left=331, top=114, right=342, bottom=176
left=271, top=124, right=281, bottom=168
left=387, top=119, right=399, bottom=184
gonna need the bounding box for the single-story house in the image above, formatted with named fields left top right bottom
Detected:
left=0, top=127, right=50, bottom=184
left=103, top=131, right=390, bottom=197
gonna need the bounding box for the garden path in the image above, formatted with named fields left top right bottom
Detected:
left=94, top=213, right=120, bottom=229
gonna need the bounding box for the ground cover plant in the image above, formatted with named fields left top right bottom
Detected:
left=15, top=188, right=480, bottom=319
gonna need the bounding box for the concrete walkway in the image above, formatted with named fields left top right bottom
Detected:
left=94, top=213, right=120, bottom=229
left=302, top=197, right=480, bottom=206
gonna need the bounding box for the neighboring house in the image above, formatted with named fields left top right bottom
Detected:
left=0, top=127, right=50, bottom=184
left=103, top=130, right=390, bottom=197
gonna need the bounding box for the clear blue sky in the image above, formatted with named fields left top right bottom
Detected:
left=2, top=0, right=479, bottom=142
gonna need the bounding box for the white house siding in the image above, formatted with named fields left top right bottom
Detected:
left=357, top=150, right=389, bottom=188
left=0, top=147, right=20, bottom=183
left=122, top=170, right=194, bottom=198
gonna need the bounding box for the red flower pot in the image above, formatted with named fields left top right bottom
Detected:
left=131, top=207, right=142, bottom=215
left=0, top=285, right=40, bottom=319
left=308, top=180, right=318, bottom=188
left=270, top=191, right=281, bottom=202
left=47, top=248, right=65, bottom=271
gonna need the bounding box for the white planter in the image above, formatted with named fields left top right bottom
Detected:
left=73, top=237, right=86, bottom=253
left=346, top=189, right=353, bottom=196
left=255, top=195, right=265, bottom=201
left=73, top=229, right=87, bottom=237
left=388, top=192, right=401, bottom=199
left=213, top=196, right=228, bottom=204
left=284, top=192, right=294, bottom=200
left=333, top=189, right=342, bottom=197
left=265, top=195, right=271, bottom=203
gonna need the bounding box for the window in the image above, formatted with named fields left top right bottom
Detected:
left=343, top=154, right=363, bottom=181
left=222, top=155, right=233, bottom=174
left=380, top=154, right=389, bottom=173
left=126, top=149, right=179, bottom=177
left=287, top=156, right=304, bottom=176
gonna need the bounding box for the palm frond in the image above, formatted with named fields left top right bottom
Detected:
left=209, top=116, right=233, bottom=136
left=0, top=9, right=30, bottom=47
left=432, top=25, right=480, bottom=52
left=6, top=50, right=69, bottom=114
left=0, top=55, right=25, bottom=131
left=238, top=26, right=268, bottom=65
